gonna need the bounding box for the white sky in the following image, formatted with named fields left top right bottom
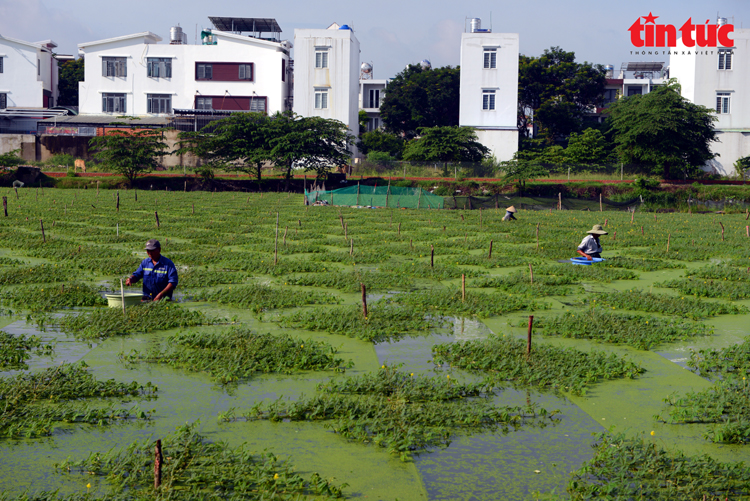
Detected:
left=1, top=0, right=749, bottom=78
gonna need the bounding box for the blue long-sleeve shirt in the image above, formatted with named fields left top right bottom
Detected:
left=130, top=256, right=178, bottom=299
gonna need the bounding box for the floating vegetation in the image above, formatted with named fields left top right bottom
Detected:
left=0, top=257, right=25, bottom=266
left=277, top=304, right=447, bottom=343
left=534, top=264, right=638, bottom=283
left=171, top=268, right=250, bottom=288
left=432, top=334, right=644, bottom=395
left=382, top=262, right=481, bottom=280
left=659, top=277, right=750, bottom=300
left=0, top=282, right=106, bottom=312
left=0, top=363, right=155, bottom=439
left=533, top=307, right=712, bottom=350
left=240, top=367, right=556, bottom=461
left=286, top=270, right=413, bottom=292
left=0, top=331, right=53, bottom=370
left=690, top=264, right=750, bottom=282
left=199, top=283, right=339, bottom=312
left=53, top=423, right=347, bottom=499
left=0, top=265, right=75, bottom=285
left=39, top=302, right=221, bottom=340
left=567, top=432, right=750, bottom=499
left=122, top=327, right=350, bottom=384
left=387, top=288, right=549, bottom=316
left=590, top=290, right=747, bottom=319
left=443, top=254, right=534, bottom=268
left=469, top=273, right=579, bottom=296
left=600, top=256, right=685, bottom=271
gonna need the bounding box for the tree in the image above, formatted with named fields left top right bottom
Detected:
left=57, top=58, right=84, bottom=107
left=402, top=126, right=489, bottom=175
left=358, top=130, right=404, bottom=158
left=89, top=126, right=169, bottom=185
left=518, top=47, right=606, bottom=140
left=358, top=110, right=369, bottom=137
left=565, top=128, right=614, bottom=165
left=501, top=160, right=549, bottom=194
left=177, top=112, right=271, bottom=181
left=606, top=80, right=718, bottom=179
left=380, top=64, right=460, bottom=138
left=733, top=156, right=750, bottom=182
left=0, top=149, right=23, bottom=168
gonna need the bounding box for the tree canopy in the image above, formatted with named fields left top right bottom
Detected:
left=89, top=126, right=169, bottom=185
left=518, top=47, right=606, bottom=140
left=565, top=128, right=614, bottom=165
left=606, top=81, right=717, bottom=179
left=57, top=58, right=84, bottom=107
left=403, top=126, right=489, bottom=175
left=358, top=130, right=405, bottom=159
left=380, top=64, right=460, bottom=138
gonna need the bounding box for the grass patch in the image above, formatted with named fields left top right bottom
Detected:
left=600, top=256, right=685, bottom=271
left=198, top=283, right=340, bottom=313
left=387, top=288, right=549, bottom=316
left=0, top=282, right=106, bottom=312
left=534, top=263, right=638, bottom=283
left=285, top=270, right=413, bottom=293
left=0, top=331, right=53, bottom=370
left=590, top=290, right=747, bottom=319
left=658, top=278, right=750, bottom=300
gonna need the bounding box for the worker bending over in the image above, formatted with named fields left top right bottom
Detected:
left=577, top=224, right=608, bottom=260
left=126, top=239, right=178, bottom=301
left=502, top=206, right=517, bottom=221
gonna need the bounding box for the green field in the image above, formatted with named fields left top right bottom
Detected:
left=1, top=187, right=750, bottom=500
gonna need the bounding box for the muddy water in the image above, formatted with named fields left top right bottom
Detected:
left=1, top=257, right=750, bottom=499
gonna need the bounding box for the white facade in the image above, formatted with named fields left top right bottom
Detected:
left=671, top=28, right=750, bottom=176
left=459, top=30, right=519, bottom=161
left=359, top=78, right=387, bottom=132
left=293, top=25, right=360, bottom=146
left=77, top=30, right=292, bottom=116
left=0, top=35, right=60, bottom=109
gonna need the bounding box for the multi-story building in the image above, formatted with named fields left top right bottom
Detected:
left=359, top=75, right=387, bottom=132
left=293, top=23, right=360, bottom=149
left=590, top=62, right=670, bottom=124
left=77, top=18, right=292, bottom=117
left=458, top=19, right=519, bottom=161
left=671, top=21, right=750, bottom=176
left=0, top=35, right=64, bottom=110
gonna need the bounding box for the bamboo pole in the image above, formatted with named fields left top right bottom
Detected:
left=154, top=211, right=160, bottom=228
left=529, top=263, right=534, bottom=284
left=40, top=219, right=45, bottom=243
left=361, top=284, right=368, bottom=318
left=283, top=226, right=288, bottom=246
left=720, top=222, right=725, bottom=241
left=356, top=182, right=360, bottom=206
left=558, top=192, right=561, bottom=210
left=666, top=233, right=671, bottom=252
left=430, top=245, right=434, bottom=268
left=527, top=316, right=534, bottom=355
left=274, top=212, right=279, bottom=265
left=344, top=223, right=348, bottom=242
left=2, top=196, right=6, bottom=217
left=488, top=239, right=493, bottom=259
left=599, top=193, right=602, bottom=212
left=462, top=274, right=466, bottom=302
left=154, top=439, right=163, bottom=489
left=14, top=187, right=18, bottom=200
left=116, top=191, right=120, bottom=212
left=350, top=238, right=354, bottom=256
left=417, top=188, right=422, bottom=209
left=192, top=204, right=194, bottom=215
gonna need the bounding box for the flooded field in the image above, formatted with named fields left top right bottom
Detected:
left=1, top=187, right=749, bottom=499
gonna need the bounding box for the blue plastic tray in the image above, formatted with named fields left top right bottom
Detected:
left=570, top=257, right=604, bottom=266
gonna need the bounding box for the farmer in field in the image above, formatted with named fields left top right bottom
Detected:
left=502, top=206, right=517, bottom=221
left=576, top=224, right=608, bottom=260
left=125, top=239, right=178, bottom=301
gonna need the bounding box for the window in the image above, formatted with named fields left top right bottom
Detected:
left=368, top=89, right=380, bottom=108
left=716, top=92, right=731, bottom=114
left=627, top=86, right=642, bottom=96
left=368, top=117, right=380, bottom=132
left=482, top=90, right=495, bottom=110
left=0, top=93, right=6, bottom=109
left=196, top=97, right=213, bottom=110
left=249, top=97, right=266, bottom=112
left=147, top=58, right=172, bottom=78
left=147, top=94, right=172, bottom=114
left=483, top=49, right=497, bottom=69
left=102, top=57, right=127, bottom=77
left=37, top=59, right=40, bottom=76
left=603, top=89, right=618, bottom=104
left=314, top=89, right=328, bottom=109
left=0, top=57, right=4, bottom=73
left=102, top=93, right=126, bottom=113
left=282, top=59, right=286, bottom=82
left=719, top=49, right=733, bottom=70
left=197, top=63, right=212, bottom=80
left=315, top=50, right=329, bottom=68
left=238, top=64, right=253, bottom=80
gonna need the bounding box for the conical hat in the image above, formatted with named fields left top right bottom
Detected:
left=586, top=224, right=608, bottom=235
left=506, top=206, right=517, bottom=213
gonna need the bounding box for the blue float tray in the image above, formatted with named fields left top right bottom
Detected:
left=570, top=257, right=604, bottom=265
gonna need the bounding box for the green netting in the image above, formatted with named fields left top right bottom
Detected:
left=305, top=185, right=444, bottom=209
left=445, top=195, right=640, bottom=211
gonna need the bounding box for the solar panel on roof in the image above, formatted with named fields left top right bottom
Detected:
left=208, top=17, right=281, bottom=33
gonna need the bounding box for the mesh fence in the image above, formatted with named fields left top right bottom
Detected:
left=445, top=194, right=640, bottom=211
left=305, top=185, right=444, bottom=209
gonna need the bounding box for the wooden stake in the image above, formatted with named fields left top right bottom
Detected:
left=344, top=223, right=348, bottom=241
left=430, top=245, right=434, bottom=268
left=558, top=192, right=561, bottom=210
left=529, top=263, right=534, bottom=284
left=350, top=238, right=354, bottom=256
left=641, top=225, right=644, bottom=236
left=361, top=283, right=368, bottom=318
left=613, top=230, right=617, bottom=241
left=184, top=180, right=187, bottom=192
left=14, top=187, right=18, bottom=200
left=746, top=225, right=749, bottom=238
left=116, top=191, right=120, bottom=212
left=135, top=189, right=137, bottom=202
left=599, top=193, right=602, bottom=212
left=283, top=226, right=288, bottom=246
left=666, top=233, right=671, bottom=252
left=488, top=239, right=493, bottom=259
left=462, top=274, right=466, bottom=302
left=527, top=315, right=534, bottom=355
left=654, top=213, right=657, bottom=222
left=720, top=221, right=725, bottom=241
left=536, top=223, right=540, bottom=250
left=2, top=196, right=6, bottom=217
left=631, top=209, right=634, bottom=224
left=120, top=278, right=126, bottom=317
left=604, top=218, right=608, bottom=227
left=154, top=211, right=160, bottom=228
left=154, top=439, right=163, bottom=489
left=274, top=212, right=279, bottom=265
left=40, top=219, right=45, bottom=242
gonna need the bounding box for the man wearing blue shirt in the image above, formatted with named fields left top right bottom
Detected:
left=125, top=239, right=179, bottom=301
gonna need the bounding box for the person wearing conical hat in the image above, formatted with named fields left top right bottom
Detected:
left=576, top=224, right=608, bottom=260
left=502, top=205, right=517, bottom=221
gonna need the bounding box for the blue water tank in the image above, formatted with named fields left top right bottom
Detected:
left=339, top=24, right=351, bottom=30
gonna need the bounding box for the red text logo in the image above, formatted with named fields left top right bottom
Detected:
left=629, top=13, right=734, bottom=48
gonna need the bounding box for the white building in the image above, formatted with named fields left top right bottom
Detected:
left=359, top=77, right=387, bottom=132
left=77, top=18, right=292, bottom=117
left=0, top=35, right=62, bottom=110
left=458, top=20, right=519, bottom=161
left=293, top=23, right=360, bottom=149
left=671, top=22, right=750, bottom=176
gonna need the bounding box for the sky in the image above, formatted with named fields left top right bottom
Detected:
left=1, top=0, right=749, bottom=78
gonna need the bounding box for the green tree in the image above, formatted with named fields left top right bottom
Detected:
left=565, top=128, right=613, bottom=165
left=733, top=156, right=750, bottom=182
left=358, top=130, right=404, bottom=158
left=0, top=149, right=23, bottom=167
left=57, top=58, right=84, bottom=107
left=380, top=64, right=460, bottom=138
left=89, top=126, right=170, bottom=186
left=402, top=126, right=489, bottom=175
left=358, top=110, right=369, bottom=137
left=177, top=112, right=270, bottom=181
left=501, top=160, right=549, bottom=194
left=606, top=80, right=717, bottom=179
left=518, top=47, right=606, bottom=140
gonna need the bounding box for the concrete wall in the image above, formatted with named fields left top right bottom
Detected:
left=0, top=134, right=36, bottom=160
left=475, top=129, right=519, bottom=162
left=78, top=31, right=291, bottom=116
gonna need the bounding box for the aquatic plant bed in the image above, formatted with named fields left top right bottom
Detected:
left=432, top=334, right=644, bottom=395
left=1, top=190, right=750, bottom=498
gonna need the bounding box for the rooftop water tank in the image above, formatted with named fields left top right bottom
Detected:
left=361, top=62, right=372, bottom=74
left=718, top=17, right=728, bottom=25
left=420, top=59, right=431, bottom=70
left=170, top=25, right=183, bottom=45
left=470, top=18, right=481, bottom=33
left=340, top=24, right=352, bottom=30
left=604, top=64, right=614, bottom=78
